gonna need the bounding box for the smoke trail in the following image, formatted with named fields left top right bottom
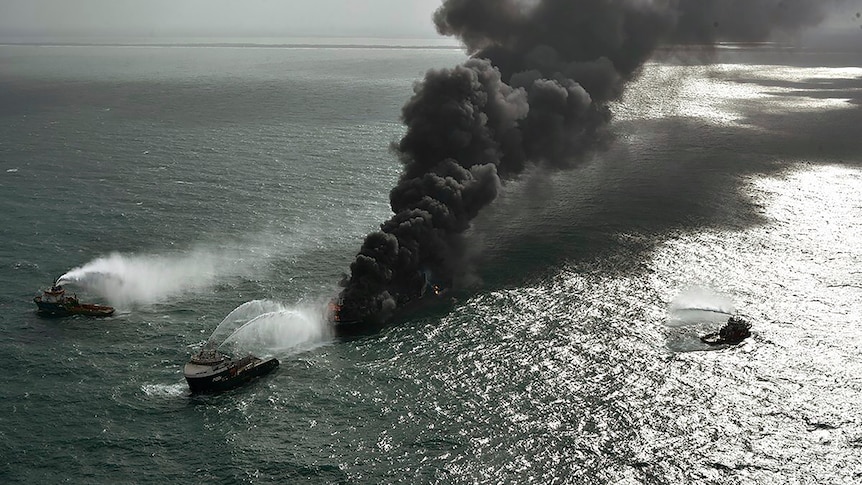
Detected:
left=670, top=0, right=834, bottom=44
left=337, top=0, right=848, bottom=324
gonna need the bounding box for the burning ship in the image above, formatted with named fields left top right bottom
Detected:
left=329, top=271, right=450, bottom=336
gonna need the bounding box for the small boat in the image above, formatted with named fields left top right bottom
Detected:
left=700, top=315, right=751, bottom=345
left=183, top=347, right=279, bottom=393
left=33, top=284, right=114, bottom=317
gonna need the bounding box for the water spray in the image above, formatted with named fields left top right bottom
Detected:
left=55, top=248, right=260, bottom=307
left=209, top=299, right=333, bottom=357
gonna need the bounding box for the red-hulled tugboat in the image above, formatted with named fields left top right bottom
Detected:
left=183, top=346, right=279, bottom=393
left=700, top=315, right=752, bottom=345
left=33, top=284, right=114, bottom=317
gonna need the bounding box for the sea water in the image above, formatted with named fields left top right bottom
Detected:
left=1, top=42, right=861, bottom=484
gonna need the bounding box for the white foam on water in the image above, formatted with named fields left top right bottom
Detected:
left=141, top=382, right=187, bottom=398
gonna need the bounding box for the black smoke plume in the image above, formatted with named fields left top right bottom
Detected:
left=337, top=0, right=848, bottom=324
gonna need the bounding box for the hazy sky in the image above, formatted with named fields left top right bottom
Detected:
left=0, top=0, right=445, bottom=38
left=2, top=0, right=859, bottom=41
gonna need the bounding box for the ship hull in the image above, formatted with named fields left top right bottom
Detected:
left=34, top=300, right=114, bottom=317
left=331, top=291, right=455, bottom=337
left=184, top=356, right=279, bottom=393
left=333, top=319, right=385, bottom=338
left=700, top=332, right=749, bottom=346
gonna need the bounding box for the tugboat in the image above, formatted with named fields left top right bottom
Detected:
left=700, top=315, right=752, bottom=345
left=33, top=284, right=114, bottom=317
left=183, top=346, right=279, bottom=393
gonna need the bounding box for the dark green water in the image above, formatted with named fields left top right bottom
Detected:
left=1, top=44, right=861, bottom=484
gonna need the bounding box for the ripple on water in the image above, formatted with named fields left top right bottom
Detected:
left=643, top=164, right=862, bottom=483
left=297, top=163, right=862, bottom=484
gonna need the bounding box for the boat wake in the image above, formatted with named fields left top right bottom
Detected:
left=209, top=299, right=333, bottom=357
left=141, top=382, right=187, bottom=398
